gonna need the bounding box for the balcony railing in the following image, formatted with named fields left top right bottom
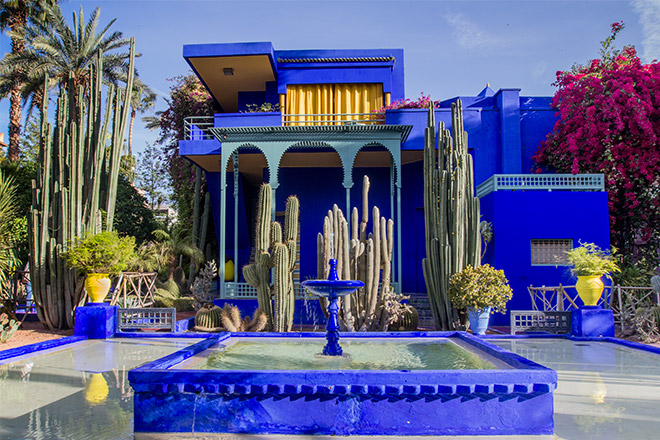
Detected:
left=283, top=112, right=385, bottom=126
left=183, top=112, right=387, bottom=140
left=184, top=116, right=214, bottom=140
left=476, top=174, right=605, bottom=198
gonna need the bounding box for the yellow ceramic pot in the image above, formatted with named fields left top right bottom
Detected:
left=575, top=275, right=604, bottom=306
left=85, top=273, right=111, bottom=303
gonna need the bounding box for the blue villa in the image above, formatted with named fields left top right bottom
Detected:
left=178, top=42, right=611, bottom=326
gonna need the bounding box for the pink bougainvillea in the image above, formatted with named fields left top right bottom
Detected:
left=375, top=92, right=440, bottom=112
left=534, top=23, right=660, bottom=262
left=153, top=74, right=214, bottom=226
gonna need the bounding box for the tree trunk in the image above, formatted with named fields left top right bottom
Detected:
left=7, top=2, right=28, bottom=162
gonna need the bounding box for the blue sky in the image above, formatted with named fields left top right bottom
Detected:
left=1, top=0, right=659, bottom=155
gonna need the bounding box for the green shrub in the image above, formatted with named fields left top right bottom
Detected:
left=448, top=264, right=513, bottom=313
left=567, top=242, right=619, bottom=278
left=63, top=231, right=136, bottom=275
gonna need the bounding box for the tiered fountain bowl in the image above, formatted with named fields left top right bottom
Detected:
left=301, top=259, right=363, bottom=356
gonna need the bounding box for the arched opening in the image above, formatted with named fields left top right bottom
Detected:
left=276, top=142, right=344, bottom=283
left=351, top=143, right=401, bottom=288
left=220, top=145, right=270, bottom=286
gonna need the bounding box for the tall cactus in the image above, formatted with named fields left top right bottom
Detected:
left=316, top=175, right=397, bottom=331
left=242, top=184, right=299, bottom=332
left=28, top=43, right=136, bottom=330
left=423, top=99, right=481, bottom=330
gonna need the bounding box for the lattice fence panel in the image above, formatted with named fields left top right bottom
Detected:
left=510, top=311, right=572, bottom=335
left=117, top=308, right=176, bottom=332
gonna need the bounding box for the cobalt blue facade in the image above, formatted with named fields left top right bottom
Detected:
left=178, top=41, right=610, bottom=317
left=481, top=191, right=612, bottom=325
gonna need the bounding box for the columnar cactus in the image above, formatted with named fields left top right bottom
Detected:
left=28, top=44, right=136, bottom=330
left=242, top=184, right=299, bottom=332
left=316, top=176, right=396, bottom=331
left=423, top=99, right=481, bottom=330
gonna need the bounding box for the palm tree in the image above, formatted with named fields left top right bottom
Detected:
left=151, top=228, right=204, bottom=280
left=0, top=168, right=18, bottom=290
left=128, top=81, right=156, bottom=156
left=0, top=0, right=57, bottom=162
left=0, top=4, right=135, bottom=121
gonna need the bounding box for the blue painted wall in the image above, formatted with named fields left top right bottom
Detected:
left=480, top=191, right=611, bottom=325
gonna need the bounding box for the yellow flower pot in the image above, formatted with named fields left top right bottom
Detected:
left=85, top=273, right=111, bottom=303
left=575, top=275, right=604, bottom=306
left=84, top=373, right=109, bottom=405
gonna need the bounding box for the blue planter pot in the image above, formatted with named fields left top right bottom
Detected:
left=468, top=307, right=491, bottom=335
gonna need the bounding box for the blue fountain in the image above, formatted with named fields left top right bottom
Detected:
left=301, top=259, right=363, bottom=356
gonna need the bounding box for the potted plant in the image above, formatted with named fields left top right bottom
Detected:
left=63, top=231, right=136, bottom=303
left=566, top=242, right=619, bottom=306
left=448, top=264, right=513, bottom=335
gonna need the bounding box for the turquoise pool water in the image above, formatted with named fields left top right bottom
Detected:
left=178, top=337, right=502, bottom=370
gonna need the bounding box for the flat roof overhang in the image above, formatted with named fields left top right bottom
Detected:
left=184, top=42, right=277, bottom=113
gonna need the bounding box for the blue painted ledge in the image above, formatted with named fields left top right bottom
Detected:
left=0, top=335, right=86, bottom=362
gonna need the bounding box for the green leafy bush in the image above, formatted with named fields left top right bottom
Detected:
left=63, top=231, right=136, bottom=275
left=448, top=264, right=513, bottom=313
left=567, top=242, right=619, bottom=278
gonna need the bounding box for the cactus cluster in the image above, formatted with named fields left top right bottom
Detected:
left=0, top=313, right=19, bottom=343
left=389, top=304, right=419, bottom=331
left=316, top=175, right=399, bottom=331
left=242, top=184, right=299, bottom=332
left=194, top=304, right=268, bottom=332
left=195, top=304, right=223, bottom=331
left=219, top=304, right=268, bottom=332
left=28, top=43, right=136, bottom=330
left=423, top=99, right=481, bottom=330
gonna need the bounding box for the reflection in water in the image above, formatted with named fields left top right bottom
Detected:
left=493, top=339, right=660, bottom=440
left=84, top=373, right=109, bottom=405
left=0, top=337, right=201, bottom=440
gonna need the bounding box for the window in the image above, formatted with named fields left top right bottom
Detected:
left=284, top=83, right=383, bottom=125
left=531, top=239, right=573, bottom=265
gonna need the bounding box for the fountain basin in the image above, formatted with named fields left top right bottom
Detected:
left=129, top=332, right=556, bottom=437
left=301, top=279, right=364, bottom=297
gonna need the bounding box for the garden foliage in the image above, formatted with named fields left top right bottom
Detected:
left=448, top=264, right=513, bottom=313
left=149, top=75, right=214, bottom=228
left=566, top=242, right=619, bottom=278
left=63, top=231, right=136, bottom=275
left=534, top=22, right=660, bottom=267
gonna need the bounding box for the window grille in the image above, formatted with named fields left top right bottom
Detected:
left=531, top=239, right=572, bottom=265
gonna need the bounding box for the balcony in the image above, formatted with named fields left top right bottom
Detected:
left=183, top=112, right=386, bottom=140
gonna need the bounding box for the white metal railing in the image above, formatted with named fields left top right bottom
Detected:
left=184, top=116, right=214, bottom=140
left=222, top=281, right=400, bottom=299
left=476, top=174, right=605, bottom=198
left=282, top=112, right=385, bottom=126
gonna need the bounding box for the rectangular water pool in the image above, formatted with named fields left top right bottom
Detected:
left=129, top=331, right=557, bottom=437
left=176, top=336, right=510, bottom=370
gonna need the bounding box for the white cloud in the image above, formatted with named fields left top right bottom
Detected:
left=443, top=13, right=499, bottom=51
left=531, top=61, right=549, bottom=80
left=633, top=0, right=660, bottom=62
